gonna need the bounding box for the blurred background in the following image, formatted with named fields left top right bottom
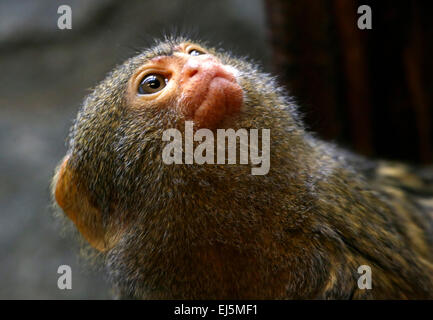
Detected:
left=0, top=0, right=431, bottom=299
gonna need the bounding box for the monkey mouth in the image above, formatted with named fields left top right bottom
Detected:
left=181, top=74, right=244, bottom=129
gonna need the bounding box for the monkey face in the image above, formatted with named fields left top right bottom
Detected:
left=119, top=38, right=298, bottom=133
left=126, top=42, right=244, bottom=129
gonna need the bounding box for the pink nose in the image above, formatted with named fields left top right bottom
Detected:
left=182, top=59, right=201, bottom=79
left=178, top=56, right=243, bottom=129
left=180, top=56, right=236, bottom=84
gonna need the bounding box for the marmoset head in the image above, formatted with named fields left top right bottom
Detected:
left=53, top=37, right=304, bottom=254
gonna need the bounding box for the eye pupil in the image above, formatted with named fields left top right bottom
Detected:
left=138, top=74, right=167, bottom=95
left=147, top=76, right=160, bottom=89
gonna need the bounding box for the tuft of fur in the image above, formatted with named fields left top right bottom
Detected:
left=54, top=37, right=433, bottom=299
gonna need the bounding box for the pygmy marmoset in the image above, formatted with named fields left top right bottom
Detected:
left=53, top=37, right=433, bottom=299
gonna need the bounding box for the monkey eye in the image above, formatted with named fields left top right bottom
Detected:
left=138, top=74, right=167, bottom=95
left=188, top=48, right=205, bottom=56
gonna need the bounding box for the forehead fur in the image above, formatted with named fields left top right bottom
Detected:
left=130, top=37, right=215, bottom=68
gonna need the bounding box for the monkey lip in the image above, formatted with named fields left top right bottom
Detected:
left=181, top=74, right=243, bottom=129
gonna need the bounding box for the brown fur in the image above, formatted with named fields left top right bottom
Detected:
left=53, top=37, right=433, bottom=299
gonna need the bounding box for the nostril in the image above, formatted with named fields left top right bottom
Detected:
left=188, top=68, right=198, bottom=78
